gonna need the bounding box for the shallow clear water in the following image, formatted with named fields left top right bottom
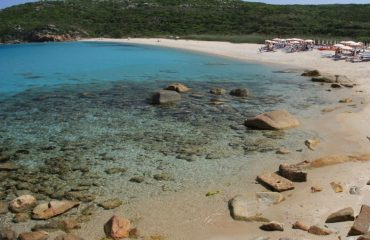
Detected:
left=0, top=42, right=335, bottom=203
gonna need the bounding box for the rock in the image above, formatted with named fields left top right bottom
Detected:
left=151, top=90, right=181, bottom=105
left=339, top=98, right=352, bottom=103
left=311, top=75, right=336, bottom=83
left=104, top=215, right=131, bottom=239
left=209, top=98, right=225, bottom=105
left=64, top=191, right=95, bottom=202
left=257, top=172, right=294, bottom=192
left=331, top=83, right=342, bottom=88
left=358, top=233, right=370, bottom=240
left=0, top=154, right=10, bottom=162
left=330, top=182, right=343, bottom=193
left=165, top=83, right=190, bottom=93
left=129, top=176, right=145, bottom=183
left=348, top=205, right=370, bottom=236
left=0, top=163, right=19, bottom=171
left=349, top=186, right=360, bottom=195
left=302, top=70, right=320, bottom=77
left=9, top=195, right=37, bottom=213
left=325, top=207, right=355, bottom=223
left=230, top=88, right=249, bottom=97
left=256, top=192, right=284, bottom=205
left=260, top=221, right=284, bottom=231
left=276, top=148, right=290, bottom=154
left=310, top=186, right=323, bottom=193
left=205, top=191, right=220, bottom=197
left=367, top=179, right=370, bottom=185
left=278, top=163, right=307, bottom=182
left=311, top=74, right=355, bottom=87
left=105, top=168, right=127, bottom=174
left=304, top=139, right=320, bottom=150
left=99, top=198, right=122, bottom=210
left=308, top=225, right=332, bottom=235
left=210, top=88, right=226, bottom=95
left=128, top=228, right=140, bottom=238
left=54, top=234, right=84, bottom=240
left=13, top=213, right=30, bottom=223
left=153, top=173, right=173, bottom=181
left=292, top=221, right=309, bottom=231
left=32, top=219, right=80, bottom=233
left=18, top=231, right=48, bottom=240
left=32, top=200, right=80, bottom=220
left=245, top=110, right=299, bottom=130
left=0, top=228, right=17, bottom=240
left=228, top=195, right=269, bottom=222
left=0, top=201, right=8, bottom=214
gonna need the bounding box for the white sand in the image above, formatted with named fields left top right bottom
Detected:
left=72, top=38, right=370, bottom=239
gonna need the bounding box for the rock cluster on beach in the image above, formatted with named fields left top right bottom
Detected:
left=302, top=70, right=356, bottom=88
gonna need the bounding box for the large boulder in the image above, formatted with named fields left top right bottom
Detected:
left=311, top=74, right=355, bottom=87
left=151, top=90, right=181, bottom=105
left=165, top=83, right=190, bottom=93
left=9, top=195, right=37, bottom=213
left=325, top=207, right=354, bottom=223
left=245, top=110, right=299, bottom=130
left=230, top=88, right=250, bottom=97
left=348, top=205, right=370, bottom=236
left=32, top=201, right=79, bottom=220
left=104, top=215, right=131, bottom=239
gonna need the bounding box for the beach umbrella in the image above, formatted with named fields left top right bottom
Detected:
left=334, top=44, right=345, bottom=48
left=305, top=39, right=314, bottom=43
left=272, top=38, right=281, bottom=41
left=341, top=46, right=353, bottom=50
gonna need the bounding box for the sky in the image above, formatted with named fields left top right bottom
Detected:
left=0, top=0, right=370, bottom=9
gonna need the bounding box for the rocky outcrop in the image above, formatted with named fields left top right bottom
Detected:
left=245, top=110, right=299, bottom=130
left=165, top=83, right=190, bottom=93
left=302, top=70, right=320, bottom=77
left=151, top=90, right=181, bottom=105
left=32, top=201, right=80, bottom=220
left=210, top=88, right=226, bottom=95
left=230, top=88, right=249, bottom=97
left=325, top=207, right=354, bottom=223
left=9, top=195, right=37, bottom=213
left=104, top=215, right=131, bottom=239
left=257, top=172, right=294, bottom=192
left=310, top=74, right=355, bottom=88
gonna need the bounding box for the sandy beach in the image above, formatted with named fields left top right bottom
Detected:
left=74, top=38, right=370, bottom=239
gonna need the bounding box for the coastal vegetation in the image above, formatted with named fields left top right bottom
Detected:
left=1, top=0, right=370, bottom=43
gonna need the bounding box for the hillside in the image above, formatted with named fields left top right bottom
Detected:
left=1, top=0, right=370, bottom=43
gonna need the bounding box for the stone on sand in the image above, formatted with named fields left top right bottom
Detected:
left=348, top=205, right=370, bottom=236
left=278, top=163, right=307, bottom=182
left=245, top=110, right=299, bottom=130
left=255, top=192, right=284, bottom=205
left=104, top=215, right=131, bottom=239
left=308, top=225, right=332, bottom=235
left=260, top=221, right=284, bottom=231
left=257, top=172, right=294, bottom=192
left=228, top=195, right=268, bottom=222
left=310, top=186, right=323, bottom=193
left=98, top=198, right=123, bottom=210
left=304, top=139, right=320, bottom=150
left=325, top=207, right=355, bottom=223
left=292, top=221, right=309, bottom=231
left=9, top=195, right=37, bottom=213
left=32, top=200, right=80, bottom=220
left=330, top=182, right=344, bottom=193
left=276, top=148, right=290, bottom=154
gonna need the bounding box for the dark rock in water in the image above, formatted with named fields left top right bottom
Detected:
left=230, top=88, right=249, bottom=97
left=105, top=168, right=127, bottom=174
left=302, top=70, right=320, bottom=77
left=0, top=163, right=19, bottom=171
left=245, top=110, right=299, bottom=130
left=98, top=198, right=122, bottom=210
left=32, top=219, right=81, bottom=233
left=0, top=228, right=17, bottom=240
left=348, top=205, right=370, bottom=236
left=0, top=201, right=8, bottom=214
left=331, top=83, right=342, bottom=88
left=0, top=154, right=10, bottom=163
left=65, top=191, right=95, bottom=202
left=151, top=90, right=181, bottom=105
left=13, top=213, right=30, bottom=223
left=15, top=149, right=30, bottom=154
left=325, top=207, right=354, bottom=223
left=165, top=83, right=190, bottom=93
left=129, top=176, right=145, bottom=183
left=210, top=88, right=226, bottom=95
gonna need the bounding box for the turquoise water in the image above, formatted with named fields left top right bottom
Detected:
left=0, top=42, right=335, bottom=205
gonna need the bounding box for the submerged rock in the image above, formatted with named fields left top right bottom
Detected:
left=302, top=70, right=320, bottom=77
left=99, top=198, right=123, bottom=210
left=245, top=110, right=299, bottom=130
left=104, top=215, right=131, bottom=239
left=32, top=200, right=80, bottom=220
left=165, top=83, right=190, bottom=93
left=32, top=219, right=81, bottom=233
left=0, top=201, right=9, bottom=214
left=18, top=231, right=48, bottom=240
left=0, top=228, right=17, bottom=240
left=210, top=88, right=226, bottom=95
left=151, top=90, right=181, bottom=105
left=9, top=195, right=37, bottom=213
left=230, top=88, right=249, bottom=97
left=0, top=154, right=10, bottom=162
left=13, top=213, right=30, bottom=223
